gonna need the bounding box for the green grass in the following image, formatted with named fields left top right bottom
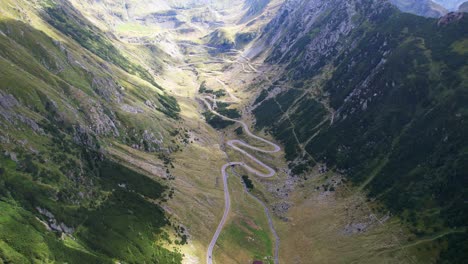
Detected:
left=0, top=199, right=111, bottom=264
left=0, top=1, right=185, bottom=263
left=116, top=22, right=155, bottom=33
left=451, top=39, right=468, bottom=55
left=0, top=148, right=182, bottom=263
left=222, top=218, right=273, bottom=261
left=98, top=160, right=166, bottom=199
left=77, top=190, right=182, bottom=264
left=43, top=2, right=161, bottom=89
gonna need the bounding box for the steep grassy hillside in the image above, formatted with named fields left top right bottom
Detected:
left=0, top=0, right=185, bottom=262
left=253, top=1, right=467, bottom=262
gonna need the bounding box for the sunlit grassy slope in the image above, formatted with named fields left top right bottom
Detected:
left=0, top=0, right=186, bottom=262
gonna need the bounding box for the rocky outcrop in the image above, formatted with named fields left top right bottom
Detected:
left=0, top=92, right=44, bottom=134
left=70, top=88, right=120, bottom=136
left=128, top=129, right=164, bottom=152
left=91, top=74, right=123, bottom=103
left=121, top=104, right=144, bottom=114
left=252, top=0, right=392, bottom=76
left=438, top=11, right=465, bottom=25
left=36, top=207, right=75, bottom=234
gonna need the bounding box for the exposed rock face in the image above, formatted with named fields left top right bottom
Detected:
left=87, top=102, right=119, bottom=136
left=0, top=93, right=19, bottom=109
left=128, top=129, right=164, bottom=152
left=252, top=0, right=392, bottom=75
left=70, top=88, right=120, bottom=136
left=91, top=74, right=123, bottom=103
left=438, top=11, right=465, bottom=25
left=121, top=104, right=144, bottom=114
left=0, top=92, right=44, bottom=134
left=36, top=207, right=75, bottom=234
left=73, top=125, right=97, bottom=148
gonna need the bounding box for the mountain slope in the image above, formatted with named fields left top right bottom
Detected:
left=0, top=0, right=186, bottom=262
left=459, top=1, right=468, bottom=11
left=250, top=0, right=467, bottom=262
left=390, top=0, right=448, bottom=17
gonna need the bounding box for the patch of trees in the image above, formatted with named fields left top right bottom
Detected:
left=198, top=81, right=226, bottom=97
left=242, top=175, right=254, bottom=191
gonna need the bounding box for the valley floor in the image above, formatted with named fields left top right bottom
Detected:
left=159, top=40, right=430, bottom=263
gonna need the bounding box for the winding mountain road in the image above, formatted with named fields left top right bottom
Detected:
left=202, top=98, right=280, bottom=264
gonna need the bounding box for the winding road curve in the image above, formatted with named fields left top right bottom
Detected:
left=202, top=98, right=280, bottom=264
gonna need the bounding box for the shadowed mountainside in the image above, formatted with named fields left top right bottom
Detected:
left=250, top=0, right=467, bottom=262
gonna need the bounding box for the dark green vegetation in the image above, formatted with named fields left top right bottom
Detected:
left=200, top=82, right=241, bottom=128
left=202, top=111, right=235, bottom=129
left=203, top=101, right=241, bottom=129
left=204, top=29, right=235, bottom=52
left=0, top=198, right=112, bottom=264
left=199, top=81, right=227, bottom=97
left=78, top=190, right=181, bottom=264
left=242, top=175, right=254, bottom=191
left=235, top=32, right=257, bottom=48
left=158, top=93, right=181, bottom=119
left=218, top=107, right=241, bottom=119
left=0, top=147, right=181, bottom=263
left=255, top=3, right=467, bottom=262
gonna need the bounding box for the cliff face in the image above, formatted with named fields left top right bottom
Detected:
left=251, top=0, right=468, bottom=262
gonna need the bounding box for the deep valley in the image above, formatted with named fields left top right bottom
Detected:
left=0, top=0, right=466, bottom=263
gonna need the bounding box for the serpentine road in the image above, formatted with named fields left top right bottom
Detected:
left=202, top=97, right=280, bottom=264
